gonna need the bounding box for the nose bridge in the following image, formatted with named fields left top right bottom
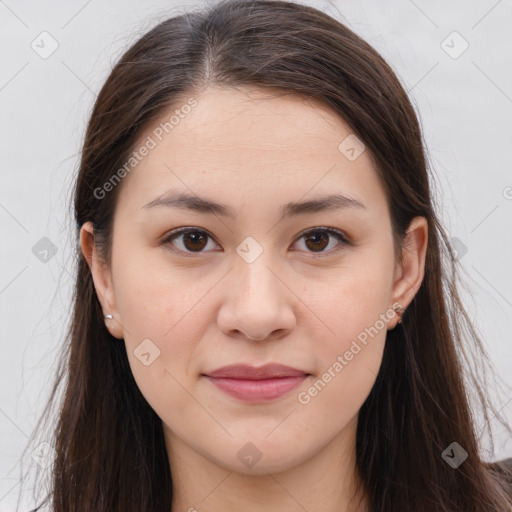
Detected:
left=217, top=233, right=296, bottom=340
left=233, top=234, right=281, bottom=305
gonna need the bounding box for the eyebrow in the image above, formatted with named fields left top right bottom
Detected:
left=142, top=191, right=366, bottom=220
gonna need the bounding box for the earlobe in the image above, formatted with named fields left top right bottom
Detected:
left=79, top=222, right=124, bottom=339
left=389, top=216, right=428, bottom=328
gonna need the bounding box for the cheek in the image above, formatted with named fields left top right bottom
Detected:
left=301, top=250, right=393, bottom=407
left=298, top=281, right=389, bottom=423
left=115, top=266, right=202, bottom=420
left=111, top=247, right=227, bottom=398
left=311, top=251, right=394, bottom=347
left=297, top=333, right=385, bottom=434
left=112, top=244, right=198, bottom=337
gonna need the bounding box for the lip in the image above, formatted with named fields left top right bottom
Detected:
left=203, top=364, right=310, bottom=403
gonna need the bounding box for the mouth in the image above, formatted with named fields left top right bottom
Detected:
left=202, top=363, right=311, bottom=403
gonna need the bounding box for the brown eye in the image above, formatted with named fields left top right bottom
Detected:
left=293, top=228, right=349, bottom=255
left=304, top=231, right=329, bottom=252
left=162, top=226, right=349, bottom=257
left=181, top=231, right=208, bottom=251
left=163, top=228, right=219, bottom=255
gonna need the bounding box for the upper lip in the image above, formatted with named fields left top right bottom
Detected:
left=204, top=363, right=309, bottom=380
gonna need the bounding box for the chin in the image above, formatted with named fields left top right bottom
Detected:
left=206, top=440, right=315, bottom=476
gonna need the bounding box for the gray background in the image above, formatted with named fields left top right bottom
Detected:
left=1, top=0, right=511, bottom=509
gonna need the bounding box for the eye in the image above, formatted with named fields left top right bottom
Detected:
left=162, top=228, right=220, bottom=255
left=292, top=227, right=349, bottom=255
left=162, top=226, right=350, bottom=257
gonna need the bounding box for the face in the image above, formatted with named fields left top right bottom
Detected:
left=82, top=86, right=427, bottom=476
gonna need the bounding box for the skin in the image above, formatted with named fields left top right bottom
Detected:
left=81, top=85, right=428, bottom=512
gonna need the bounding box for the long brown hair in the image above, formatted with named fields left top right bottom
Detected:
left=18, top=0, right=512, bottom=510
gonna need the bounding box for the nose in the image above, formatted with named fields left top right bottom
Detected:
left=216, top=256, right=296, bottom=342
left=246, top=333, right=266, bottom=341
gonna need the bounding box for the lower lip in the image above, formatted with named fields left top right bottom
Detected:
left=204, top=375, right=308, bottom=403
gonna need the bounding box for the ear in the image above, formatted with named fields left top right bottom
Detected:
left=389, top=216, right=428, bottom=329
left=80, top=222, right=124, bottom=339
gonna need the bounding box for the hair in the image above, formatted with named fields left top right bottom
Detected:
left=17, top=0, right=512, bottom=511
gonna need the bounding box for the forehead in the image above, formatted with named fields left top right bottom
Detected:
left=115, top=86, right=387, bottom=217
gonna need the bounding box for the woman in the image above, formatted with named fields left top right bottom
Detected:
left=21, top=0, right=512, bottom=510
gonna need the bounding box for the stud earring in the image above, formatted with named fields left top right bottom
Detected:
left=394, top=305, right=405, bottom=324
left=104, top=314, right=113, bottom=320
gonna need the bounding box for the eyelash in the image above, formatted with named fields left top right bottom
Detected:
left=161, top=226, right=351, bottom=258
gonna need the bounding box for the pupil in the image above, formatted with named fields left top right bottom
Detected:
left=306, top=232, right=328, bottom=251
left=185, top=232, right=206, bottom=251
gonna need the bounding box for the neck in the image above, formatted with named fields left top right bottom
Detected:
left=165, top=416, right=369, bottom=512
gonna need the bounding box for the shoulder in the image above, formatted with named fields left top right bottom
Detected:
left=492, top=457, right=512, bottom=472
left=486, top=457, right=512, bottom=488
